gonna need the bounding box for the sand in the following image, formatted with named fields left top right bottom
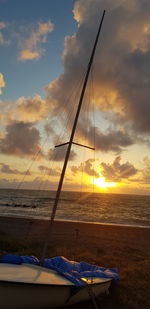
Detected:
left=0, top=216, right=150, bottom=308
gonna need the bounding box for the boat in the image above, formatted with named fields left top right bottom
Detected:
left=0, top=259, right=114, bottom=309
left=0, top=10, right=119, bottom=309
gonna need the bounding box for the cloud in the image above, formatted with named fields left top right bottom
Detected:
left=139, top=157, right=150, bottom=184
left=38, top=165, right=60, bottom=176
left=0, top=99, right=15, bottom=123
left=19, top=50, right=40, bottom=61
left=18, top=21, right=54, bottom=61
left=0, top=32, right=7, bottom=45
left=0, top=22, right=9, bottom=45
left=44, top=121, right=57, bottom=137
left=71, top=158, right=99, bottom=177
left=44, top=0, right=150, bottom=151
left=99, top=129, right=134, bottom=153
left=0, top=73, right=5, bottom=95
left=101, top=156, right=138, bottom=182
left=0, top=121, right=43, bottom=158
left=0, top=22, right=6, bottom=30
left=16, top=95, right=49, bottom=122
left=79, top=125, right=134, bottom=153
left=0, top=94, right=54, bottom=125
left=48, top=146, right=76, bottom=161
left=0, top=163, right=30, bottom=175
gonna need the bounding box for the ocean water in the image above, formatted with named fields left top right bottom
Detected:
left=0, top=188, right=150, bottom=227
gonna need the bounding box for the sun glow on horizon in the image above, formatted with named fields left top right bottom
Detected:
left=93, top=177, right=116, bottom=190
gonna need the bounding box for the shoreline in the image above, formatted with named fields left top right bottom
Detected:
left=0, top=214, right=150, bottom=229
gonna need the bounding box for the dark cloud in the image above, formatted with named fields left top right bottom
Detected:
left=0, top=176, right=91, bottom=191
left=0, top=178, right=11, bottom=188
left=0, top=163, right=30, bottom=175
left=117, top=49, right=150, bottom=134
left=0, top=121, right=42, bottom=157
left=71, top=158, right=99, bottom=178
left=139, top=157, right=150, bottom=184
left=44, top=121, right=56, bottom=137
left=101, top=156, right=138, bottom=182
left=38, top=165, right=60, bottom=176
left=48, top=146, right=76, bottom=161
left=82, top=126, right=134, bottom=153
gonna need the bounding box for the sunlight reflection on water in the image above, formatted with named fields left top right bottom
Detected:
left=0, top=189, right=150, bottom=227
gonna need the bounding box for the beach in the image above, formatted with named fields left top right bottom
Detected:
left=0, top=216, right=150, bottom=308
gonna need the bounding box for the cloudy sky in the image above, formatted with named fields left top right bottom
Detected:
left=0, top=0, right=150, bottom=195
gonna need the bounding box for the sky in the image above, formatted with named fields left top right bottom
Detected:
left=0, top=0, right=150, bottom=195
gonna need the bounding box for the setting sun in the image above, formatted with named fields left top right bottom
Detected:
left=93, top=177, right=116, bottom=189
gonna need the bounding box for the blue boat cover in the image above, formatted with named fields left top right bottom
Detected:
left=0, top=254, right=119, bottom=287
left=42, top=256, right=119, bottom=287
left=0, top=254, right=39, bottom=265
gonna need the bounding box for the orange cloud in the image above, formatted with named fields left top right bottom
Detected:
left=71, top=159, right=99, bottom=178
left=19, top=50, right=40, bottom=61
left=0, top=73, right=5, bottom=95
left=16, top=95, right=49, bottom=122
left=19, top=21, right=54, bottom=61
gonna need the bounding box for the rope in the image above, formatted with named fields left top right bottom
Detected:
left=86, top=282, right=100, bottom=309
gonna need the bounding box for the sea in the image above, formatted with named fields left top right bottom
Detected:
left=0, top=188, right=150, bottom=228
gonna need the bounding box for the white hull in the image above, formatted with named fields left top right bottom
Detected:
left=0, top=263, right=111, bottom=309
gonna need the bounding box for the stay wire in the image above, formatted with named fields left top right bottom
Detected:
left=34, top=74, right=87, bottom=212
left=54, top=72, right=87, bottom=147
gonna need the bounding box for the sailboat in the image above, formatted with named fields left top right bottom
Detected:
left=0, top=10, right=119, bottom=309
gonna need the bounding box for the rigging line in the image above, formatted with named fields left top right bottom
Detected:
left=86, top=283, right=99, bottom=309
left=31, top=162, right=49, bottom=209
left=12, top=101, right=77, bottom=194
left=79, top=142, right=86, bottom=201
left=36, top=73, right=86, bottom=171
left=82, top=87, right=91, bottom=195
left=72, top=52, right=96, bottom=203
left=51, top=9, right=106, bottom=215
left=10, top=123, right=54, bottom=197
left=8, top=73, right=87, bottom=200
left=52, top=71, right=87, bottom=142
left=74, top=84, right=92, bottom=203
left=37, top=74, right=87, bottom=196
left=13, top=133, right=61, bottom=211
left=11, top=147, right=43, bottom=195
left=32, top=144, right=64, bottom=205
left=44, top=74, right=84, bottom=145
left=87, top=69, right=93, bottom=147
left=91, top=65, right=95, bottom=203
left=91, top=61, right=96, bottom=146
left=54, top=72, right=87, bottom=147
left=41, top=10, right=106, bottom=261
left=91, top=60, right=96, bottom=206
left=74, top=59, right=95, bottom=204
left=43, top=65, right=89, bottom=163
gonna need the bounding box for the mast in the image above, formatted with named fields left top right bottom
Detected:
left=41, top=10, right=106, bottom=260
